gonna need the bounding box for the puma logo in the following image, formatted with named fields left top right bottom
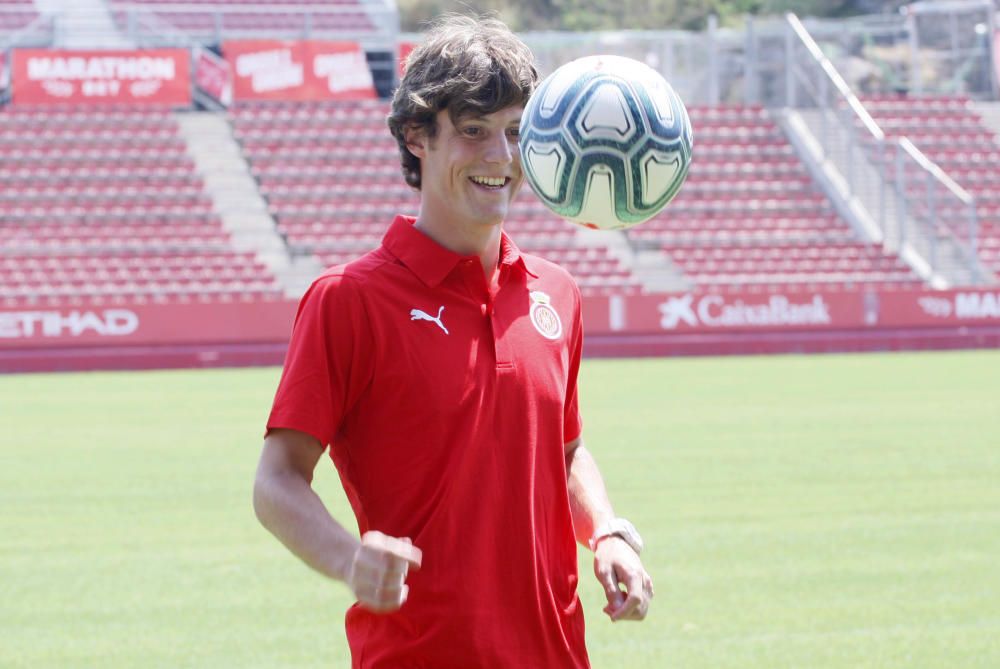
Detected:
left=410, top=306, right=449, bottom=335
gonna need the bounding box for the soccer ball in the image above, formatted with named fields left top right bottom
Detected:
left=518, top=55, right=693, bottom=230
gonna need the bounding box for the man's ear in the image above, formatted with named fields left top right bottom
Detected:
left=404, top=125, right=427, bottom=159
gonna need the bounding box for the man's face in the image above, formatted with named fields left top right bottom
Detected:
left=407, top=105, right=525, bottom=231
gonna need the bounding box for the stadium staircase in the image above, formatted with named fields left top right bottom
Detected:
left=174, top=111, right=319, bottom=298
left=33, top=0, right=131, bottom=48
left=781, top=107, right=942, bottom=285
left=862, top=96, right=1000, bottom=283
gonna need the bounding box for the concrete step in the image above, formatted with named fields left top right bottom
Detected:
left=36, top=1, right=133, bottom=48
left=174, top=111, right=299, bottom=288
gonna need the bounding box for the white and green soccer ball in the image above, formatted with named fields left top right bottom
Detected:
left=519, top=55, right=693, bottom=230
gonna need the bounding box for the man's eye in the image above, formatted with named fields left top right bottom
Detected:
left=462, top=126, right=482, bottom=137
left=506, top=127, right=520, bottom=138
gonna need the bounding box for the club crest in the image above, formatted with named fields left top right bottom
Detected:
left=529, top=291, right=562, bottom=340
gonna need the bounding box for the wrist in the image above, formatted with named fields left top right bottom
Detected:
left=590, top=533, right=626, bottom=553
left=588, top=517, right=644, bottom=555
left=330, top=537, right=362, bottom=583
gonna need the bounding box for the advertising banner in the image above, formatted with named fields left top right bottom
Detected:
left=596, top=290, right=867, bottom=334
left=1, top=289, right=997, bottom=350
left=397, top=40, right=417, bottom=77
left=582, top=287, right=1000, bottom=335
left=223, top=39, right=375, bottom=101
left=878, top=288, right=1000, bottom=327
left=0, top=50, right=9, bottom=93
left=0, top=300, right=296, bottom=349
left=11, top=49, right=191, bottom=105
left=195, top=48, right=233, bottom=106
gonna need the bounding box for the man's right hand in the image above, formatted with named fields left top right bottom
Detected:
left=348, top=531, right=423, bottom=613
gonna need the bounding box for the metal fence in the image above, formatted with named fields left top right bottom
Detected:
left=894, top=138, right=983, bottom=281
left=519, top=3, right=998, bottom=106
left=113, top=3, right=399, bottom=47
left=3, top=3, right=997, bottom=105
left=786, top=12, right=985, bottom=285
left=801, top=0, right=997, bottom=101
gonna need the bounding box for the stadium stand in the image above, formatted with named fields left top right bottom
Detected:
left=4, top=10, right=999, bottom=371
left=232, top=100, right=645, bottom=296
left=861, top=94, right=1000, bottom=278
left=0, top=106, right=283, bottom=305
left=628, top=104, right=923, bottom=290
left=234, top=101, right=927, bottom=295
left=0, top=0, right=38, bottom=33
left=108, top=0, right=376, bottom=37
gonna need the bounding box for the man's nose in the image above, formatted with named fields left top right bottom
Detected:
left=484, top=133, right=514, bottom=164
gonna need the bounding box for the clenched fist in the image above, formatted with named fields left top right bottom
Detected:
left=347, top=531, right=423, bottom=613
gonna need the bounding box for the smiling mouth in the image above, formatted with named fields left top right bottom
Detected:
left=469, top=176, right=511, bottom=190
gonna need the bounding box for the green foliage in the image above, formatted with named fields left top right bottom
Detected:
left=398, top=0, right=879, bottom=32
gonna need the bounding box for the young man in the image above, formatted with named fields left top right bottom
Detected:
left=253, top=15, right=653, bottom=668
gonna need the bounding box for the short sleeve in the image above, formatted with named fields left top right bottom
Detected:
left=562, top=284, right=584, bottom=444
left=266, top=272, right=374, bottom=447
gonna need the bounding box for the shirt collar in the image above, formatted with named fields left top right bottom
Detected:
left=382, top=215, right=536, bottom=287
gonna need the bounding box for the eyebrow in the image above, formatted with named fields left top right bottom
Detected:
left=454, top=112, right=521, bottom=124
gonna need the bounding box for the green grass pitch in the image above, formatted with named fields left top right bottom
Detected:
left=2, top=350, right=999, bottom=668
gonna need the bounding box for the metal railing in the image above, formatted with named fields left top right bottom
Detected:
left=786, top=12, right=987, bottom=285
left=800, top=1, right=998, bottom=101
left=4, top=4, right=996, bottom=106
left=786, top=12, right=891, bottom=235
left=894, top=138, right=983, bottom=281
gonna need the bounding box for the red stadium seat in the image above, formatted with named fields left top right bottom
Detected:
left=861, top=94, right=1000, bottom=275
left=0, top=106, right=282, bottom=302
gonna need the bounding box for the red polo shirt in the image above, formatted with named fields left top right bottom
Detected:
left=267, top=215, right=589, bottom=668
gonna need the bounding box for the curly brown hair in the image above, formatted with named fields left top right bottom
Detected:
left=387, top=14, right=540, bottom=190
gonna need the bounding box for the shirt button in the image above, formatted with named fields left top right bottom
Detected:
left=480, top=303, right=487, bottom=316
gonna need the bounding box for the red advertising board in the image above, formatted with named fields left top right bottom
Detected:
left=223, top=40, right=376, bottom=101
left=398, top=40, right=417, bottom=77
left=584, top=288, right=1000, bottom=335
left=0, top=50, right=9, bottom=92
left=0, top=300, right=296, bottom=349
left=11, top=49, right=192, bottom=106
left=2, top=289, right=998, bottom=350
left=592, top=290, right=867, bottom=334
left=195, top=48, right=233, bottom=106
left=878, top=288, right=1000, bottom=327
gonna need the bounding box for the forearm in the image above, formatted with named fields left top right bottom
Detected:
left=253, top=469, right=360, bottom=582
left=565, top=441, right=616, bottom=547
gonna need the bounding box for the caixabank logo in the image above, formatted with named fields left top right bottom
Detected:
left=658, top=294, right=831, bottom=329
left=0, top=310, right=139, bottom=339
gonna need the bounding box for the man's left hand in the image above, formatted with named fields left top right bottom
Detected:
left=593, top=537, right=654, bottom=621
